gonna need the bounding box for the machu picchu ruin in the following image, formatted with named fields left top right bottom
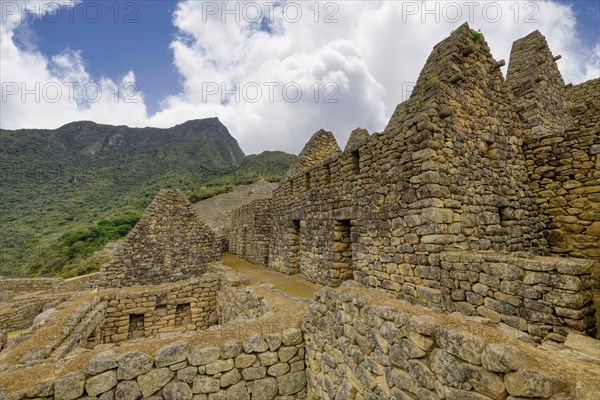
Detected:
left=1, top=24, right=599, bottom=400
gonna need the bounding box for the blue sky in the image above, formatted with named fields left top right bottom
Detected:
left=2, top=1, right=599, bottom=153
left=15, top=1, right=182, bottom=115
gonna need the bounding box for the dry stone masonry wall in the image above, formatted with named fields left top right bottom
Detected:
left=436, top=252, right=596, bottom=341
left=99, top=275, right=220, bottom=344
left=99, top=190, right=220, bottom=288
left=0, top=274, right=98, bottom=302
left=228, top=24, right=598, bottom=340
left=229, top=199, right=272, bottom=266
left=18, top=328, right=307, bottom=400
left=522, top=80, right=600, bottom=261
left=303, top=285, right=600, bottom=400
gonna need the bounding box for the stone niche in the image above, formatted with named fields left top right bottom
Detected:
left=99, top=275, right=220, bottom=344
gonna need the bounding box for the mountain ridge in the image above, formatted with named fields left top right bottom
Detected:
left=0, top=118, right=295, bottom=277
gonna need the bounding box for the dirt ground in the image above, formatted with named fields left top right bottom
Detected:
left=220, top=253, right=321, bottom=299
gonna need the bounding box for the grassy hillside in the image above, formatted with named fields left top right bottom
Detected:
left=0, top=119, right=295, bottom=277
left=187, top=151, right=296, bottom=202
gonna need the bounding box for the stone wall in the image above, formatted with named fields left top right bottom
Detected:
left=265, top=24, right=546, bottom=287
left=522, top=80, right=600, bottom=261
left=17, top=328, right=307, bottom=400
left=59, top=273, right=100, bottom=292
left=100, top=190, right=220, bottom=288
left=303, top=284, right=600, bottom=400
left=99, top=275, right=220, bottom=344
left=229, top=199, right=272, bottom=266
left=505, top=30, right=573, bottom=137
left=506, top=30, right=599, bottom=270
left=0, top=278, right=62, bottom=302
left=228, top=24, right=598, bottom=339
left=0, top=273, right=99, bottom=303
left=217, top=282, right=269, bottom=324
left=435, top=252, right=596, bottom=340
left=0, top=293, right=72, bottom=332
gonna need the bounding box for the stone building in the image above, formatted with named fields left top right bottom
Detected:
left=229, top=24, right=599, bottom=341
left=99, top=189, right=220, bottom=288
left=2, top=24, right=599, bottom=400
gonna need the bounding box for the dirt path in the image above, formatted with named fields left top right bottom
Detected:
left=220, top=253, right=321, bottom=299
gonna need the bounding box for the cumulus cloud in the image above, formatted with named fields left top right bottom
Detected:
left=1, top=0, right=598, bottom=154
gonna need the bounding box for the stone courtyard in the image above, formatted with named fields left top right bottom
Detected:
left=1, top=24, right=599, bottom=400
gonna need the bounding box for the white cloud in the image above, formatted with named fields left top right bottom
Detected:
left=1, top=0, right=598, bottom=154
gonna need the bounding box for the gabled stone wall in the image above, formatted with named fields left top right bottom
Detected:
left=228, top=24, right=598, bottom=339
left=99, top=190, right=220, bottom=288
left=266, top=23, right=544, bottom=286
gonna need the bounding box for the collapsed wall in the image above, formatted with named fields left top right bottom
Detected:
left=99, top=190, right=220, bottom=288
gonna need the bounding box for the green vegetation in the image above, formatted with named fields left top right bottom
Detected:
left=429, top=74, right=441, bottom=87
left=187, top=151, right=296, bottom=203
left=413, top=85, right=425, bottom=109
left=471, top=29, right=483, bottom=41
left=0, top=120, right=296, bottom=278
left=414, top=97, right=424, bottom=109
left=25, top=215, right=139, bottom=277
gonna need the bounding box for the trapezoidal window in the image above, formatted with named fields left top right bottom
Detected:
left=332, top=219, right=354, bottom=282
left=128, top=314, right=145, bottom=339
left=324, top=164, right=331, bottom=184
left=290, top=220, right=301, bottom=273
left=175, top=303, right=192, bottom=327
left=350, top=150, right=360, bottom=175
left=305, top=172, right=311, bottom=189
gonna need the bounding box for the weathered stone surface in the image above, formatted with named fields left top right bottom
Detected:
left=87, top=352, right=118, bottom=376
left=206, top=359, right=234, bottom=375
left=117, top=352, right=154, bottom=380
left=85, top=370, right=117, bottom=397
left=220, top=368, right=241, bottom=387
left=277, top=371, right=306, bottom=395
left=26, top=381, right=53, bottom=398
left=115, top=380, right=142, bottom=400
left=54, top=372, right=85, bottom=400
left=481, top=343, right=524, bottom=373
left=241, top=366, right=266, bottom=381
left=243, top=333, right=269, bottom=353
left=504, top=371, right=562, bottom=397
left=137, top=368, right=175, bottom=398
left=226, top=381, right=249, bottom=400
left=189, top=346, right=221, bottom=366
left=193, top=376, right=220, bottom=394
left=251, top=377, right=279, bottom=400
left=155, top=341, right=189, bottom=368
left=178, top=366, right=198, bottom=384
left=235, top=353, right=256, bottom=369
left=282, top=329, right=303, bottom=346
left=163, top=381, right=193, bottom=400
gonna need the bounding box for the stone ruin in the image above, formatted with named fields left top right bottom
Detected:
left=229, top=24, right=599, bottom=342
left=1, top=24, right=599, bottom=400
left=99, top=189, right=220, bottom=288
